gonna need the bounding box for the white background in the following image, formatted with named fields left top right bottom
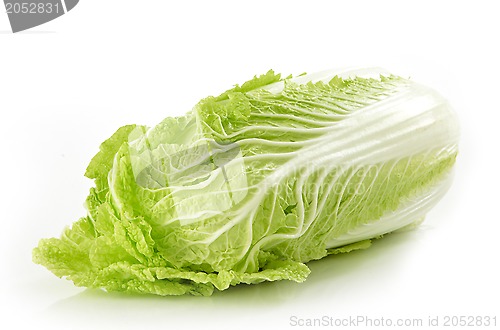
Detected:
left=1, top=1, right=499, bottom=329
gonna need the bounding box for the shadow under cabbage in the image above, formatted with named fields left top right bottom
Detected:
left=46, top=228, right=423, bottom=320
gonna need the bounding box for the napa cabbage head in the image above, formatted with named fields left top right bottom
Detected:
left=33, top=68, right=459, bottom=296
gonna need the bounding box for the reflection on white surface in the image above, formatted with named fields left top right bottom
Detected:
left=35, top=230, right=420, bottom=330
